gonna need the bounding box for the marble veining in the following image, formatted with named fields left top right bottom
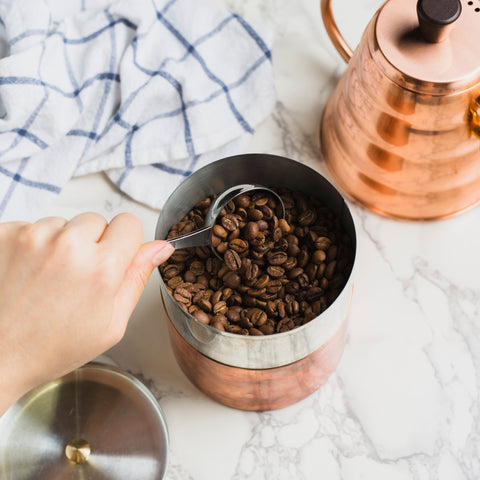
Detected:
left=45, top=0, right=480, bottom=478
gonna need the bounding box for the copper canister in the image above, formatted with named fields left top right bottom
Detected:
left=155, top=154, right=357, bottom=411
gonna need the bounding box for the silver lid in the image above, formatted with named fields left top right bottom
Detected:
left=0, top=362, right=168, bottom=479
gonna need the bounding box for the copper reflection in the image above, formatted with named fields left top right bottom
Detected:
left=319, top=0, right=480, bottom=220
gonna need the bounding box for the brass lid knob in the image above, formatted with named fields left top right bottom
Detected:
left=65, top=438, right=91, bottom=464
left=417, top=0, right=462, bottom=43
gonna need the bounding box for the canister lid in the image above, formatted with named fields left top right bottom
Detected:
left=376, top=0, right=480, bottom=87
left=0, top=362, right=168, bottom=479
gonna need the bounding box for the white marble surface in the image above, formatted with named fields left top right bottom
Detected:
left=46, top=0, right=480, bottom=479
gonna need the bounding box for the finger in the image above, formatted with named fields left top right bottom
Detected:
left=111, top=241, right=174, bottom=332
left=63, top=212, right=108, bottom=242
left=34, top=216, right=68, bottom=229
left=98, top=213, right=144, bottom=275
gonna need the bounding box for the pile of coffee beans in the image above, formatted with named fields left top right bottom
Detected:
left=160, top=188, right=353, bottom=336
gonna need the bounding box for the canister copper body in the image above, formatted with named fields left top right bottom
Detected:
left=164, top=294, right=350, bottom=411
left=320, top=0, right=480, bottom=220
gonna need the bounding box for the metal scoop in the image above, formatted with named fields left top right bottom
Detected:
left=166, top=184, right=285, bottom=258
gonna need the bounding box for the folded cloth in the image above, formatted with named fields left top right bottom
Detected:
left=0, top=0, right=275, bottom=222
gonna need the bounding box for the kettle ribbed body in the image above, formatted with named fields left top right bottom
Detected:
left=320, top=16, right=480, bottom=220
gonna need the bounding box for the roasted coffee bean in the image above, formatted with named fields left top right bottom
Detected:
left=249, top=308, right=267, bottom=326
left=326, top=245, right=338, bottom=262
left=212, top=314, right=228, bottom=326
left=193, top=309, right=210, bottom=324
left=249, top=328, right=264, bottom=336
left=197, top=298, right=212, bottom=312
left=297, top=250, right=309, bottom=268
left=267, top=265, right=285, bottom=278
left=244, top=221, right=260, bottom=240
left=211, top=290, right=222, bottom=305
left=189, top=260, right=205, bottom=276
left=298, top=209, right=317, bottom=226
left=229, top=238, right=249, bottom=254
left=213, top=224, right=228, bottom=239
left=315, top=236, right=332, bottom=250
left=287, top=267, right=303, bottom=280
left=325, top=260, right=337, bottom=279
left=211, top=320, right=225, bottom=331
left=278, top=218, right=291, bottom=234
left=223, top=271, right=241, bottom=289
left=174, top=287, right=192, bottom=305
left=312, top=250, right=327, bottom=264
left=254, top=274, right=270, bottom=289
left=239, top=317, right=253, bottom=329
left=162, top=264, right=182, bottom=279
left=226, top=324, right=243, bottom=334
left=162, top=188, right=353, bottom=336
left=224, top=249, right=242, bottom=271
left=168, top=276, right=184, bottom=289
left=221, top=214, right=239, bottom=232
left=267, top=250, right=287, bottom=266
left=213, top=301, right=228, bottom=315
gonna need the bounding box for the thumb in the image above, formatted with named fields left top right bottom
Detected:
left=112, top=240, right=174, bottom=329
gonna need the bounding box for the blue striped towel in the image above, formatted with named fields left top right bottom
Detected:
left=0, top=0, right=275, bottom=222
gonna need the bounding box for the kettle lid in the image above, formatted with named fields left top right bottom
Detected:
left=376, top=0, right=480, bottom=89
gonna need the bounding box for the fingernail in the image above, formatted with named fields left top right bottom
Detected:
left=152, top=241, right=174, bottom=267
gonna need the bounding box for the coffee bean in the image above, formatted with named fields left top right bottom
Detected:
left=221, top=214, right=239, bottom=232
left=312, top=250, right=326, bottom=264
left=224, top=249, right=242, bottom=271
left=249, top=328, right=264, bottom=336
left=174, top=287, right=192, bottom=305
left=213, top=224, right=228, bottom=239
left=223, top=271, right=241, bottom=289
left=267, top=265, right=285, bottom=278
left=315, top=236, right=332, bottom=250
left=229, top=238, right=249, bottom=254
left=211, top=320, right=225, bottom=331
left=254, top=274, right=270, bottom=289
left=267, top=250, right=287, bottom=266
left=193, top=309, right=210, bottom=324
left=244, top=222, right=260, bottom=240
left=213, top=301, right=228, bottom=315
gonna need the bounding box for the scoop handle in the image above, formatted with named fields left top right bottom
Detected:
left=166, top=225, right=212, bottom=250
left=320, top=0, right=353, bottom=63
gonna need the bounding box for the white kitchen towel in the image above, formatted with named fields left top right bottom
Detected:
left=0, top=0, right=275, bottom=222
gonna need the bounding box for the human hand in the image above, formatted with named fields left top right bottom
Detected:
left=0, top=212, right=174, bottom=416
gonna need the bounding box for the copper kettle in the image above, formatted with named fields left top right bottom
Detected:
left=320, top=0, right=480, bottom=220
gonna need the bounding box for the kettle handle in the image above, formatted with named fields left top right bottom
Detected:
left=320, top=0, right=353, bottom=62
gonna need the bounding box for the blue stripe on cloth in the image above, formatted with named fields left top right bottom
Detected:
left=0, top=159, right=28, bottom=217
left=77, top=9, right=118, bottom=162
left=0, top=160, right=61, bottom=217
left=128, top=37, right=195, bottom=158
left=154, top=5, right=254, bottom=135
left=160, top=0, right=178, bottom=15
left=11, top=128, right=48, bottom=149
left=0, top=165, right=61, bottom=193
left=67, top=129, right=97, bottom=139
left=232, top=13, right=272, bottom=61
left=0, top=16, right=5, bottom=28
left=0, top=73, right=120, bottom=99
left=62, top=32, right=83, bottom=112
left=117, top=152, right=199, bottom=190
left=8, top=18, right=137, bottom=47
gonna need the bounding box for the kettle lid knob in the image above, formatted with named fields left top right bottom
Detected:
left=417, top=0, right=461, bottom=42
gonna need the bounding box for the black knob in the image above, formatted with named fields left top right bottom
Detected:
left=417, top=0, right=462, bottom=43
